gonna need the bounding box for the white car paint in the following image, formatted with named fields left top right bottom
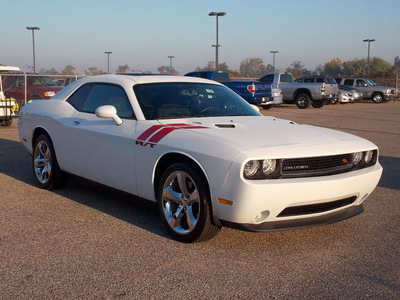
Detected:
left=18, top=74, right=383, bottom=240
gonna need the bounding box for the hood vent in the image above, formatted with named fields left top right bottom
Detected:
left=215, top=123, right=235, bottom=128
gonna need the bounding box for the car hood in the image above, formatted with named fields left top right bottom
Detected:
left=30, top=85, right=63, bottom=90
left=157, top=116, right=375, bottom=159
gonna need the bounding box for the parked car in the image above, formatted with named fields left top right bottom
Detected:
left=338, top=90, right=352, bottom=104
left=18, top=74, right=383, bottom=243
left=185, top=71, right=282, bottom=109
left=336, top=78, right=396, bottom=103
left=259, top=73, right=338, bottom=109
left=339, top=85, right=363, bottom=102
left=2, top=74, right=63, bottom=103
left=63, top=76, right=80, bottom=86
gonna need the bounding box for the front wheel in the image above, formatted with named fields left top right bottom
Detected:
left=158, top=162, right=220, bottom=243
left=33, top=134, right=66, bottom=189
left=371, top=92, right=384, bottom=103
left=261, top=105, right=272, bottom=110
left=295, top=93, right=311, bottom=109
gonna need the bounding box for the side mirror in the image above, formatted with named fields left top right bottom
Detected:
left=95, top=105, right=123, bottom=126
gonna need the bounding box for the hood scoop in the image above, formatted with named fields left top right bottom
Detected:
left=215, top=123, right=235, bottom=128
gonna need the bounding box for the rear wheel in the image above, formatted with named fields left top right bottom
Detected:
left=158, top=162, right=220, bottom=243
left=295, top=93, right=311, bottom=109
left=261, top=105, right=272, bottom=110
left=33, top=134, right=66, bottom=189
left=371, top=92, right=384, bottom=103
left=311, top=100, right=324, bottom=108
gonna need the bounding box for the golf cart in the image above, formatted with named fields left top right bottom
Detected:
left=0, top=66, right=20, bottom=126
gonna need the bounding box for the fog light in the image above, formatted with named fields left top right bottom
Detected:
left=254, top=210, right=270, bottom=223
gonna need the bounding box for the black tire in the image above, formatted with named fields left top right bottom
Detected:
left=371, top=92, right=384, bottom=103
left=158, top=162, right=220, bottom=243
left=295, top=93, right=311, bottom=109
left=261, top=105, right=272, bottom=110
left=1, top=118, right=12, bottom=126
left=311, top=100, right=324, bottom=108
left=32, top=134, right=66, bottom=189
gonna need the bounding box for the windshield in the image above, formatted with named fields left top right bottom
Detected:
left=366, top=79, right=378, bottom=86
left=27, top=76, right=59, bottom=86
left=134, top=82, right=261, bottom=120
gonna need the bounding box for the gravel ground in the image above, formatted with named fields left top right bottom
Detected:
left=0, top=100, right=399, bottom=299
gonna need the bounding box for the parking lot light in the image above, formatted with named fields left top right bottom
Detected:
left=209, top=12, right=226, bottom=70
left=363, top=39, right=375, bottom=75
left=105, top=51, right=112, bottom=74
left=26, top=26, right=40, bottom=73
left=270, top=51, right=278, bottom=72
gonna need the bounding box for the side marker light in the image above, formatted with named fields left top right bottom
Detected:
left=218, top=198, right=233, bottom=206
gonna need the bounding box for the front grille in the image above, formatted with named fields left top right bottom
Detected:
left=277, top=196, right=357, bottom=217
left=281, top=153, right=353, bottom=177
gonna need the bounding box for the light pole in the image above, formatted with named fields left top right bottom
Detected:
left=209, top=12, right=226, bottom=70
left=270, top=51, right=278, bottom=72
left=168, top=56, right=174, bottom=68
left=363, top=39, right=375, bottom=74
left=105, top=51, right=112, bottom=74
left=26, top=26, right=40, bottom=73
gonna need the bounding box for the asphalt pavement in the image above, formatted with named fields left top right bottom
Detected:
left=0, top=101, right=399, bottom=299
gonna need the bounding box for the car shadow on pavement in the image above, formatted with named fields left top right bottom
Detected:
left=378, top=156, right=400, bottom=191
left=0, top=137, right=170, bottom=240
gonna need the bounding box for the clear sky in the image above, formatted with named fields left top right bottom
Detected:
left=1, top=0, right=399, bottom=74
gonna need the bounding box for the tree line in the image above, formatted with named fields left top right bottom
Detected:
left=21, top=55, right=400, bottom=80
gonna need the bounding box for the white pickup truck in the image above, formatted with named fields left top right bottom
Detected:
left=0, top=66, right=19, bottom=126
left=259, top=72, right=339, bottom=109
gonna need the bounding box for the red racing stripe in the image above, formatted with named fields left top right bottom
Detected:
left=136, top=125, right=164, bottom=141
left=137, top=123, right=209, bottom=146
left=148, top=127, right=177, bottom=143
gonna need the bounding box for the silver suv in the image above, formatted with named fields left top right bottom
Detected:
left=335, top=78, right=396, bottom=103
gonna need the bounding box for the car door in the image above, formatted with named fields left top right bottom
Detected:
left=58, top=82, right=138, bottom=195
left=3, top=76, right=23, bottom=100
left=355, top=79, right=372, bottom=98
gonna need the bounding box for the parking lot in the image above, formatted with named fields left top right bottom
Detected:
left=1, top=101, right=399, bottom=299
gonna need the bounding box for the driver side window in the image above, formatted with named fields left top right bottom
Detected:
left=67, top=83, right=134, bottom=119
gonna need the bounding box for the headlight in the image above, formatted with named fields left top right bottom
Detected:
left=244, top=159, right=279, bottom=179
left=44, top=91, right=56, bottom=97
left=353, top=152, right=363, bottom=165
left=352, top=150, right=377, bottom=168
left=364, top=150, right=373, bottom=163
left=244, top=160, right=260, bottom=178
left=262, top=159, right=276, bottom=175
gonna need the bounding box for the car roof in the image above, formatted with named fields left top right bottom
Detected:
left=51, top=74, right=222, bottom=100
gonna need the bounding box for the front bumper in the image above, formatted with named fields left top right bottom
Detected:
left=211, top=162, right=382, bottom=231
left=384, top=93, right=396, bottom=101
left=220, top=204, right=363, bottom=231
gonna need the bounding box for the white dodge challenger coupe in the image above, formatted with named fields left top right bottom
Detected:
left=18, top=75, right=383, bottom=243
